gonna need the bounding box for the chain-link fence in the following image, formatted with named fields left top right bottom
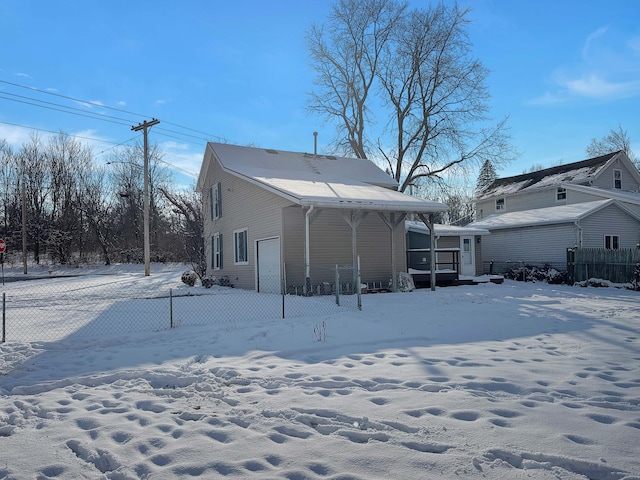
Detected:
left=1, top=265, right=362, bottom=344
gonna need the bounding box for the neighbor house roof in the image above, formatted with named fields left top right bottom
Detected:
left=469, top=199, right=640, bottom=230
left=476, top=151, right=621, bottom=200
left=199, top=142, right=448, bottom=213
left=563, top=183, right=640, bottom=205
left=406, top=220, right=490, bottom=237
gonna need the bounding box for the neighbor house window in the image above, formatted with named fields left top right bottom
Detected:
left=234, top=228, right=248, bottom=264
left=495, top=198, right=505, bottom=211
left=613, top=169, right=622, bottom=190
left=212, top=233, right=222, bottom=270
left=556, top=187, right=567, bottom=202
left=210, top=182, right=222, bottom=220
left=604, top=235, right=619, bottom=250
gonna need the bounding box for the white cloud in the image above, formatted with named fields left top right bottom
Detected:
left=563, top=74, right=640, bottom=99
left=155, top=99, right=166, bottom=106
left=582, top=26, right=608, bottom=58
left=0, top=124, right=32, bottom=147
left=532, top=27, right=640, bottom=105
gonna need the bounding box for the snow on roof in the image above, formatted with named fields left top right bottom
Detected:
left=477, top=152, right=618, bottom=200
left=470, top=199, right=614, bottom=230
left=406, top=220, right=490, bottom=236
left=206, top=142, right=448, bottom=213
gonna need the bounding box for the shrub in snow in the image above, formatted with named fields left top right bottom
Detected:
left=632, top=263, right=640, bottom=291
left=200, top=275, right=233, bottom=288
left=505, top=264, right=568, bottom=284
left=396, top=272, right=415, bottom=292
left=181, top=270, right=197, bottom=287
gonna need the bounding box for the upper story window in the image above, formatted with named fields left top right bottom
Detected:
left=234, top=228, right=248, bottom=265
left=604, top=235, right=619, bottom=250
left=210, top=182, right=222, bottom=220
left=495, top=198, right=505, bottom=211
left=556, top=187, right=567, bottom=202
left=613, top=169, right=622, bottom=190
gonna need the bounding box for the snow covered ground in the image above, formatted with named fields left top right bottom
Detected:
left=1, top=264, right=639, bottom=479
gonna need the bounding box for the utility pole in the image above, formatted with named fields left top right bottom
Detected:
left=131, top=118, right=160, bottom=276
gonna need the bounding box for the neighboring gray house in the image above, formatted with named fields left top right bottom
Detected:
left=196, top=143, right=448, bottom=293
left=471, top=151, right=640, bottom=273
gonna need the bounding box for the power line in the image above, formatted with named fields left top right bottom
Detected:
left=0, top=119, right=197, bottom=176
left=0, top=90, right=137, bottom=125
left=0, top=119, right=136, bottom=148
left=0, top=78, right=227, bottom=142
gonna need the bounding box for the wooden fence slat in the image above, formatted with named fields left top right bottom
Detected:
left=572, top=248, right=640, bottom=283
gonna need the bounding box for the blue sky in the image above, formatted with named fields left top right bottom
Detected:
left=1, top=0, right=639, bottom=187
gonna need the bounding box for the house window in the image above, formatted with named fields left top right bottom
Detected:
left=604, top=235, right=619, bottom=250
left=210, top=182, right=222, bottom=220
left=495, top=198, right=505, bottom=211
left=234, top=228, right=248, bottom=264
left=212, top=233, right=222, bottom=270
left=613, top=169, right=622, bottom=190
left=556, top=187, right=567, bottom=202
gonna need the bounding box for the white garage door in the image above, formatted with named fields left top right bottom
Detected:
left=257, top=238, right=281, bottom=294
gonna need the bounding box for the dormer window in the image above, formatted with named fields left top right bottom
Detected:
left=556, top=187, right=567, bottom=202
left=613, top=169, right=622, bottom=189
left=495, top=198, right=505, bottom=211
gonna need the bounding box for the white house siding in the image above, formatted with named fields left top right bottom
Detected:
left=592, top=159, right=638, bottom=191
left=202, top=158, right=293, bottom=290
left=578, top=204, right=640, bottom=248
left=476, top=189, right=565, bottom=218
left=567, top=190, right=606, bottom=204
left=480, top=223, right=578, bottom=274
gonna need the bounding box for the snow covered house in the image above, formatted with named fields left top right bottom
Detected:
left=197, top=143, right=448, bottom=293
left=471, top=151, right=640, bottom=273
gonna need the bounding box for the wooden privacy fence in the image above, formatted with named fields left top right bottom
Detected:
left=567, top=248, right=640, bottom=284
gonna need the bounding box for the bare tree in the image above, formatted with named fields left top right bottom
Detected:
left=160, top=186, right=205, bottom=278
left=307, top=0, right=515, bottom=193
left=586, top=124, right=638, bottom=168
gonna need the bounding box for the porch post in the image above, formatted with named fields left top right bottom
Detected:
left=343, top=211, right=368, bottom=293
left=304, top=206, right=313, bottom=295
left=378, top=211, right=406, bottom=292
left=417, top=213, right=437, bottom=291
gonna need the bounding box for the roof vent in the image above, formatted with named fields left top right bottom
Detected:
left=265, top=149, right=279, bottom=154
left=325, top=155, right=337, bottom=160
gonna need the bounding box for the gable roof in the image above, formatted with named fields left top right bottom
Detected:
left=198, top=142, right=448, bottom=213
left=469, top=199, right=640, bottom=230
left=477, top=151, right=623, bottom=200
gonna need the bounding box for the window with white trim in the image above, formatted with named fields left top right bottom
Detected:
left=210, top=182, right=222, bottom=220
left=556, top=187, right=567, bottom=202
left=212, top=233, right=222, bottom=270
left=604, top=235, right=619, bottom=250
left=234, top=228, right=248, bottom=264
left=495, top=197, right=505, bottom=211
left=613, top=169, right=622, bottom=190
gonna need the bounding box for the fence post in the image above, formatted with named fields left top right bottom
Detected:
left=335, top=264, right=340, bottom=306
left=282, top=263, right=287, bottom=319
left=357, top=256, right=362, bottom=311
left=2, top=292, right=5, bottom=343
left=169, top=288, right=173, bottom=329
